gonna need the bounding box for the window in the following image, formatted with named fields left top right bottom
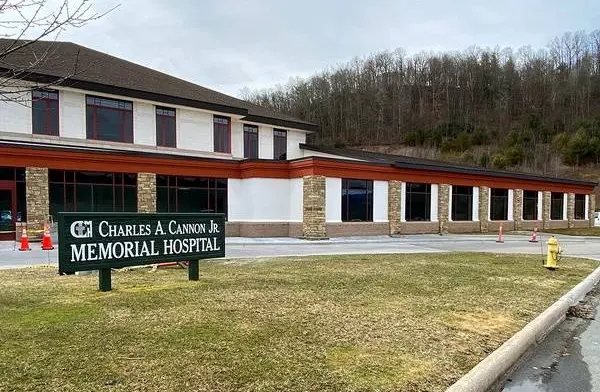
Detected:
left=550, top=192, right=564, bottom=220
left=523, top=191, right=538, bottom=220
left=451, top=186, right=472, bottom=221
left=341, top=179, right=373, bottom=222
left=490, top=188, right=508, bottom=221
left=274, top=129, right=287, bottom=160
left=32, top=90, right=59, bottom=136
left=156, top=107, right=176, bottom=147
left=86, top=96, right=133, bottom=143
left=574, top=195, right=586, bottom=220
left=49, top=170, right=137, bottom=218
left=243, top=125, right=259, bottom=158
left=213, top=116, right=231, bottom=153
left=157, top=176, right=227, bottom=216
left=405, top=183, right=431, bottom=221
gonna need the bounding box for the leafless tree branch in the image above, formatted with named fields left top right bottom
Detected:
left=0, top=0, right=117, bottom=103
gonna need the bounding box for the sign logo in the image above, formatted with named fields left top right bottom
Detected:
left=70, top=221, right=92, bottom=238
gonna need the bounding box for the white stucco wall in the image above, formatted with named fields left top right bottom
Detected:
left=259, top=126, right=274, bottom=159
left=134, top=101, right=156, bottom=146
left=178, top=108, right=213, bottom=153
left=231, top=122, right=243, bottom=158
left=61, top=90, right=86, bottom=139
left=431, top=184, right=439, bottom=221
left=400, top=182, right=407, bottom=222
left=326, top=177, right=342, bottom=222
left=585, top=195, right=590, bottom=220
left=0, top=89, right=31, bottom=134
left=472, top=187, right=480, bottom=221
left=228, top=178, right=299, bottom=222
left=289, top=178, right=303, bottom=222
left=508, top=189, right=514, bottom=221
left=287, top=130, right=306, bottom=159
left=373, top=181, right=388, bottom=222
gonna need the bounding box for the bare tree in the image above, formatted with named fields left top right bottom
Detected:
left=0, top=0, right=117, bottom=103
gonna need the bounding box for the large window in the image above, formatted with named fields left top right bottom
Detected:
left=49, top=170, right=137, bottom=218
left=274, top=129, right=287, bottom=160
left=341, top=179, right=373, bottom=222
left=243, top=125, right=258, bottom=158
left=213, top=116, right=231, bottom=153
left=86, top=96, right=133, bottom=143
left=575, top=194, right=586, bottom=220
left=523, top=190, right=538, bottom=220
left=32, top=89, right=59, bottom=136
left=156, top=107, right=176, bottom=147
left=405, top=183, right=431, bottom=221
left=490, top=188, right=508, bottom=221
left=451, top=186, right=472, bottom=221
left=157, top=176, right=227, bottom=216
left=550, top=192, right=564, bottom=220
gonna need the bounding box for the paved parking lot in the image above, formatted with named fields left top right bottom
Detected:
left=2, top=233, right=599, bottom=269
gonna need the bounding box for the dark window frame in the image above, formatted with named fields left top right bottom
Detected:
left=156, top=175, right=228, bottom=217
left=32, top=89, right=59, bottom=136
left=574, top=194, right=586, bottom=220
left=490, top=188, right=509, bottom=221
left=243, top=124, right=259, bottom=159
left=274, top=129, right=287, bottom=160
left=48, top=170, right=137, bottom=218
left=213, top=115, right=231, bottom=153
left=405, top=182, right=431, bottom=222
left=341, top=178, right=373, bottom=222
left=550, top=192, right=565, bottom=220
left=523, top=190, right=539, bottom=221
left=86, top=95, right=133, bottom=143
left=451, top=185, right=473, bottom=221
left=156, top=106, right=176, bottom=148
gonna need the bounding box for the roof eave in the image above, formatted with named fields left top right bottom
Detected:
left=242, top=114, right=318, bottom=133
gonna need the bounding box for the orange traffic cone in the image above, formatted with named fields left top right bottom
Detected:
left=496, top=223, right=504, bottom=243
left=529, top=226, right=539, bottom=243
left=41, top=224, right=54, bottom=250
left=18, top=227, right=31, bottom=251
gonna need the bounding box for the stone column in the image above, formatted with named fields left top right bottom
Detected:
left=567, top=193, right=575, bottom=228
left=137, top=172, right=157, bottom=213
left=25, top=167, right=49, bottom=231
left=438, top=184, right=450, bottom=234
left=388, top=180, right=402, bottom=235
left=479, top=186, right=489, bottom=233
left=513, top=189, right=524, bottom=231
left=590, top=194, right=597, bottom=227
left=542, top=191, right=551, bottom=229
left=302, top=175, right=326, bottom=238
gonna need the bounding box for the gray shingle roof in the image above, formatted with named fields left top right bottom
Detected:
left=0, top=39, right=317, bottom=132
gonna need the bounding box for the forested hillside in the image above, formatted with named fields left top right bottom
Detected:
left=244, top=30, right=600, bottom=176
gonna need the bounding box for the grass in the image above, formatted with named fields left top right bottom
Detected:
left=0, top=253, right=598, bottom=392
left=544, top=227, right=600, bottom=236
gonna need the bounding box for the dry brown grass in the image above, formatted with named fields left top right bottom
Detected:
left=0, top=253, right=597, bottom=392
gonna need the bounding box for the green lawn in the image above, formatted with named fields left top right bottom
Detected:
left=544, top=227, right=600, bottom=236
left=0, top=254, right=598, bottom=392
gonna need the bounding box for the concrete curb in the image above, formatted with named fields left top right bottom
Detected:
left=446, top=264, right=600, bottom=392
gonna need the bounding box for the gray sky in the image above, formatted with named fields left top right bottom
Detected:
left=26, top=1, right=600, bottom=96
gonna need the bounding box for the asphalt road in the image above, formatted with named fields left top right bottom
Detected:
left=2, top=233, right=599, bottom=269
left=2, top=232, right=600, bottom=391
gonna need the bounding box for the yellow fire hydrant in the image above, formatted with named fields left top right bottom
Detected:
left=544, top=236, right=562, bottom=270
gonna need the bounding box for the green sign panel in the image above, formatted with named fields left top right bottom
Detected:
left=58, top=213, right=226, bottom=290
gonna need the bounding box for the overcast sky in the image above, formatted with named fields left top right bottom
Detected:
left=22, top=0, right=600, bottom=96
